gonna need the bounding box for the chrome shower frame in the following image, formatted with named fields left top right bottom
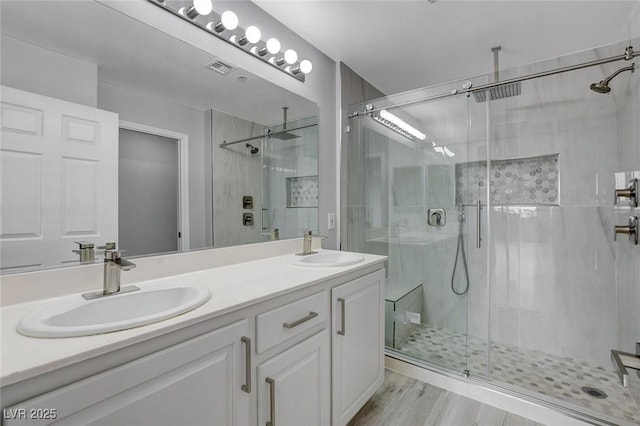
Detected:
left=348, top=46, right=639, bottom=118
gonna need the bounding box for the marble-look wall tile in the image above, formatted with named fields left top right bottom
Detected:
left=211, top=110, right=264, bottom=247
left=263, top=121, right=318, bottom=239
left=622, top=1, right=640, bottom=40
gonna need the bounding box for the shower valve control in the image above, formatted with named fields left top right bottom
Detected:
left=427, top=209, right=446, bottom=227
left=614, top=178, right=638, bottom=207
left=242, top=213, right=254, bottom=227
left=614, top=216, right=638, bottom=245
left=243, top=196, right=253, bottom=209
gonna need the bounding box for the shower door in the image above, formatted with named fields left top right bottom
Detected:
left=343, top=78, right=489, bottom=376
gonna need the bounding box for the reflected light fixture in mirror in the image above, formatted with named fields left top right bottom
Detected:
left=149, top=0, right=312, bottom=82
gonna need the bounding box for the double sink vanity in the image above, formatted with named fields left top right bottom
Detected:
left=0, top=242, right=386, bottom=426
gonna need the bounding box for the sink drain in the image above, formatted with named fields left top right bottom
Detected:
left=581, top=386, right=608, bottom=399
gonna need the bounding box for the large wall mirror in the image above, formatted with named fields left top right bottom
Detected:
left=0, top=0, right=318, bottom=274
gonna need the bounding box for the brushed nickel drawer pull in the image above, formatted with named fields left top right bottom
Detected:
left=266, top=377, right=276, bottom=426
left=337, top=297, right=346, bottom=336
left=241, top=336, right=251, bottom=393
left=282, top=311, right=318, bottom=329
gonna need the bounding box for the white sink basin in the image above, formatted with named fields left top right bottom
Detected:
left=289, top=250, right=364, bottom=267
left=18, top=286, right=211, bottom=338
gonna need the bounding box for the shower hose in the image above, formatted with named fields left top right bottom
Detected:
left=451, top=211, right=470, bottom=296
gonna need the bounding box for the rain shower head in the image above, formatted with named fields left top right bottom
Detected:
left=268, top=107, right=300, bottom=140
left=246, top=143, right=259, bottom=155
left=473, top=82, right=522, bottom=102
left=473, top=46, right=522, bottom=103
left=590, top=63, right=635, bottom=94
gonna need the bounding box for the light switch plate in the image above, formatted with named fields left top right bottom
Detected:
left=328, top=213, right=336, bottom=230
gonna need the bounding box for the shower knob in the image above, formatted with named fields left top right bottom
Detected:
left=614, top=216, right=638, bottom=245
left=427, top=208, right=446, bottom=226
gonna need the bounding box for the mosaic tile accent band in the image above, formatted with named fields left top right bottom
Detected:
left=286, top=175, right=318, bottom=208
left=456, top=154, right=559, bottom=206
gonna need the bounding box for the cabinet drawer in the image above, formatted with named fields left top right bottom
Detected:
left=256, top=291, right=328, bottom=353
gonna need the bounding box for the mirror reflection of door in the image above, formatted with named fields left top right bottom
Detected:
left=118, top=128, right=179, bottom=256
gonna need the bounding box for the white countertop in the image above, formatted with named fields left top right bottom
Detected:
left=1, top=250, right=385, bottom=386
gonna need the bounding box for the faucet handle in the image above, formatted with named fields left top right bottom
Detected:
left=261, top=228, right=280, bottom=240
left=104, top=249, right=123, bottom=261
left=74, top=241, right=95, bottom=249
left=97, top=242, right=116, bottom=250
left=614, top=178, right=638, bottom=207
left=614, top=216, right=638, bottom=244
left=305, top=230, right=327, bottom=240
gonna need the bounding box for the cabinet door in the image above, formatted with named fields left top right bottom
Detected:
left=332, top=269, right=385, bottom=426
left=257, top=330, right=329, bottom=426
left=4, top=320, right=251, bottom=426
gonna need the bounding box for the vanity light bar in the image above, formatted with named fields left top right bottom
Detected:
left=147, top=0, right=312, bottom=83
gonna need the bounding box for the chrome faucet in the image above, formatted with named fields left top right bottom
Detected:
left=73, top=241, right=95, bottom=263
left=103, top=249, right=136, bottom=295
left=261, top=228, right=280, bottom=241
left=82, top=249, right=138, bottom=300
left=298, top=230, right=327, bottom=256
left=73, top=241, right=116, bottom=264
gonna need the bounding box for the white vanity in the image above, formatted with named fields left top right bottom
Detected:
left=0, top=245, right=386, bottom=426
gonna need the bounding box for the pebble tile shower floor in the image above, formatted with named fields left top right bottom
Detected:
left=396, top=325, right=640, bottom=424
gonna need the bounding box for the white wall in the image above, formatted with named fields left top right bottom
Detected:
left=97, top=82, right=207, bottom=249
left=0, top=35, right=97, bottom=107
left=98, top=0, right=339, bottom=248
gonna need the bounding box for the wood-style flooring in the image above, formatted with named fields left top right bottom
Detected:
left=348, top=369, right=546, bottom=426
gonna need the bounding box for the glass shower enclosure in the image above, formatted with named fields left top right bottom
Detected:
left=342, top=39, right=640, bottom=425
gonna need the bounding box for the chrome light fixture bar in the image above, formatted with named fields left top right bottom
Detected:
left=147, top=0, right=312, bottom=82
left=372, top=109, right=426, bottom=141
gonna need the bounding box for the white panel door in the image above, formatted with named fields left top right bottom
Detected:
left=258, top=330, right=330, bottom=426
left=0, top=86, right=118, bottom=272
left=4, top=320, right=251, bottom=426
left=332, top=269, right=385, bottom=426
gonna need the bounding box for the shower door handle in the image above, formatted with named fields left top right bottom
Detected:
left=476, top=200, right=482, bottom=249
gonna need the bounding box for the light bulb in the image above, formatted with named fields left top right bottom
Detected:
left=193, top=0, right=212, bottom=15
left=221, top=11, right=238, bottom=30
left=181, top=0, right=212, bottom=18
left=245, top=26, right=261, bottom=44
left=299, top=60, right=312, bottom=74
left=266, top=38, right=281, bottom=55
left=284, top=49, right=297, bottom=65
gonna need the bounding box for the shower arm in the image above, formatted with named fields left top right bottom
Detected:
left=602, top=63, right=635, bottom=85
left=219, top=123, right=318, bottom=148
left=348, top=46, right=640, bottom=118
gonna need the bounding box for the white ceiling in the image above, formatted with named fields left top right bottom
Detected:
left=254, top=0, right=639, bottom=95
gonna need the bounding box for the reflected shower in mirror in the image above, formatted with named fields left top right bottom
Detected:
left=0, top=0, right=318, bottom=274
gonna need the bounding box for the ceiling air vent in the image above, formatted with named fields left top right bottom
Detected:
left=205, top=60, right=235, bottom=75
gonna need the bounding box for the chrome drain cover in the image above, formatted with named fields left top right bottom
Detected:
left=581, top=386, right=608, bottom=399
